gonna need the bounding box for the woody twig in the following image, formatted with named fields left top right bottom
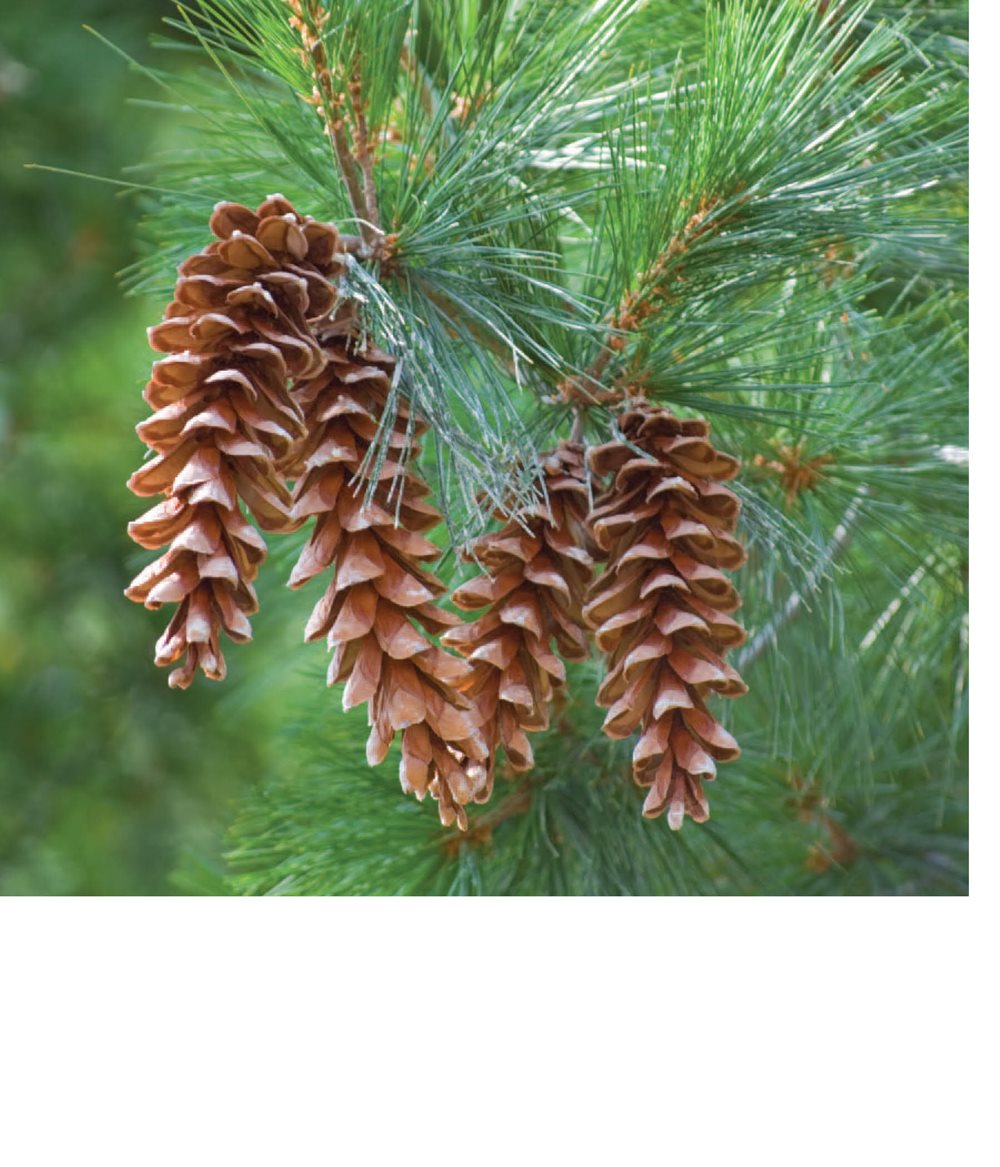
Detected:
left=288, top=1, right=389, bottom=258
left=556, top=197, right=723, bottom=412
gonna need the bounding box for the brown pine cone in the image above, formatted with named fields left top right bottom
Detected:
left=440, top=442, right=596, bottom=795
left=287, top=308, right=488, bottom=829
left=584, top=402, right=747, bottom=828
left=125, top=196, right=343, bottom=688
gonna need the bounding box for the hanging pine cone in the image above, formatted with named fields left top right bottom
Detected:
left=584, top=402, right=747, bottom=828
left=287, top=307, right=488, bottom=829
left=125, top=196, right=343, bottom=687
left=440, top=442, right=596, bottom=795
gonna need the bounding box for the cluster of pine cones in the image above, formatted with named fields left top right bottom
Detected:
left=126, top=198, right=747, bottom=830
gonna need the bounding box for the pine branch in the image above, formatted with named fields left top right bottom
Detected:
left=737, top=485, right=869, bottom=671
left=87, top=0, right=967, bottom=894
left=558, top=198, right=724, bottom=408
left=288, top=0, right=383, bottom=249
left=348, top=62, right=381, bottom=235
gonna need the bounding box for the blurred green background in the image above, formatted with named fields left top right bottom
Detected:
left=0, top=0, right=265, bottom=894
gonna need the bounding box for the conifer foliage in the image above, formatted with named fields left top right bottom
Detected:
left=116, top=0, right=967, bottom=892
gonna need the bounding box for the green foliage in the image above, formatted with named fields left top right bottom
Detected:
left=228, top=551, right=967, bottom=895
left=7, top=0, right=966, bottom=894
left=216, top=2, right=968, bottom=896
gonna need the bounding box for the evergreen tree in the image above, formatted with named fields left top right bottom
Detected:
left=114, top=0, right=967, bottom=895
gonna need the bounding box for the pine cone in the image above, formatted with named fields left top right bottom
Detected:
left=441, top=442, right=596, bottom=795
left=125, top=196, right=343, bottom=688
left=287, top=309, right=488, bottom=829
left=584, top=402, right=747, bottom=828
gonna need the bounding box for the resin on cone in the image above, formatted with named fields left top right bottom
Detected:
left=125, top=196, right=343, bottom=687
left=287, top=308, right=488, bottom=829
left=441, top=442, right=596, bottom=795
left=585, top=401, right=747, bottom=827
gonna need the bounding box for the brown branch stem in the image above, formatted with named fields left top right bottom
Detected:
left=441, top=782, right=535, bottom=856
left=349, top=65, right=381, bottom=235
left=289, top=1, right=381, bottom=249
left=558, top=197, right=724, bottom=411
left=331, top=111, right=371, bottom=237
